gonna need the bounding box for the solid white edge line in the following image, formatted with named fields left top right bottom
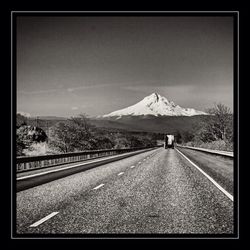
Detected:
left=118, top=172, right=124, bottom=176
left=29, top=212, right=59, bottom=227
left=93, top=183, right=104, bottom=190
left=175, top=148, right=234, bottom=202
left=17, top=149, right=153, bottom=180
left=177, top=145, right=234, bottom=157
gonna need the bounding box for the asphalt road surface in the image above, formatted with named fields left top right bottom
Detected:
left=16, top=147, right=234, bottom=234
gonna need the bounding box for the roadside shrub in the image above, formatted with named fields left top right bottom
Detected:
left=184, top=140, right=233, bottom=152
left=16, top=125, right=47, bottom=156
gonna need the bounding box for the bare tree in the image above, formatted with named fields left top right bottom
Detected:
left=49, top=114, right=95, bottom=153
left=49, top=122, right=73, bottom=153
left=206, top=103, right=233, bottom=141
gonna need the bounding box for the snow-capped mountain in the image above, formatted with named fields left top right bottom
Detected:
left=103, top=93, right=207, bottom=117
left=17, top=111, right=31, bottom=118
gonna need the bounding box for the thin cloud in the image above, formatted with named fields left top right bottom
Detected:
left=18, top=81, right=163, bottom=96
left=65, top=81, right=155, bottom=93
left=66, top=83, right=116, bottom=92
left=18, top=89, right=60, bottom=95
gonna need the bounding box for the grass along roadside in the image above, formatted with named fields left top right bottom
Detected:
left=183, top=140, right=233, bottom=152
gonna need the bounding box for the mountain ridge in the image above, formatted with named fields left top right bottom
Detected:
left=91, top=115, right=206, bottom=134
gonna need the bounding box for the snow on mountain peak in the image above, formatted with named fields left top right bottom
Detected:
left=17, top=111, right=31, bottom=118
left=147, top=92, right=160, bottom=101
left=103, top=93, right=207, bottom=117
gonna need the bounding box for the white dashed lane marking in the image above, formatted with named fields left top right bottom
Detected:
left=118, top=172, right=124, bottom=176
left=93, top=184, right=105, bottom=190
left=130, top=166, right=135, bottom=169
left=29, top=212, right=59, bottom=227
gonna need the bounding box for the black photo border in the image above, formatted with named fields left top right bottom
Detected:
left=10, top=10, right=239, bottom=240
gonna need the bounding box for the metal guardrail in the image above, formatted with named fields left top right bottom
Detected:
left=176, top=144, right=233, bottom=158
left=16, top=146, right=161, bottom=172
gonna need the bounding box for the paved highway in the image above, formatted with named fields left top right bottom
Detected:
left=16, top=147, right=234, bottom=234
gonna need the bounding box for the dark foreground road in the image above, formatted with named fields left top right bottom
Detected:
left=16, top=148, right=234, bottom=234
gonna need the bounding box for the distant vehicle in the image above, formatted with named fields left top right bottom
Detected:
left=164, top=134, right=175, bottom=149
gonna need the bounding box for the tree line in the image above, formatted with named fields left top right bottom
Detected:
left=48, top=114, right=158, bottom=153
left=16, top=103, right=233, bottom=155
left=16, top=114, right=159, bottom=156
left=175, top=103, right=233, bottom=150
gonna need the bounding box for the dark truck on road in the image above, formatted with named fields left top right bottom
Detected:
left=164, top=134, right=175, bottom=149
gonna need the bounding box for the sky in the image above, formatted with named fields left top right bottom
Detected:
left=16, top=15, right=234, bottom=117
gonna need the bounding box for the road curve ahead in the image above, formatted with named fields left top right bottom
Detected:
left=16, top=148, right=234, bottom=234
